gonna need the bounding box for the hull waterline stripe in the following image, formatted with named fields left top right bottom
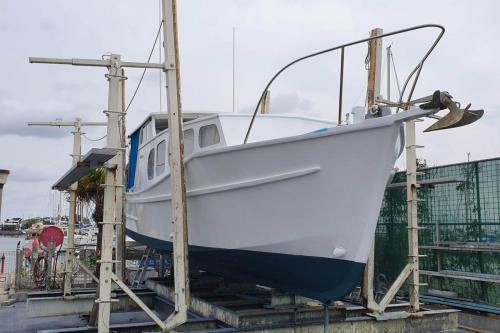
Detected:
left=126, top=228, right=365, bottom=303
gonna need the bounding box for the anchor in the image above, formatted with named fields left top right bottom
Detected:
left=416, top=90, right=484, bottom=132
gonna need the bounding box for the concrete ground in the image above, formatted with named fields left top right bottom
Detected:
left=0, top=301, right=154, bottom=333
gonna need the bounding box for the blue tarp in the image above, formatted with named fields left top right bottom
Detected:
left=127, top=131, right=140, bottom=190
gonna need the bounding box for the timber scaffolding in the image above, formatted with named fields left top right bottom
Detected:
left=28, top=271, right=460, bottom=333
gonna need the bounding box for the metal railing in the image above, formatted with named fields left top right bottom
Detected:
left=243, top=24, right=445, bottom=144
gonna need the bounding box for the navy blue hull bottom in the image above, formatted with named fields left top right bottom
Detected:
left=126, top=228, right=364, bottom=303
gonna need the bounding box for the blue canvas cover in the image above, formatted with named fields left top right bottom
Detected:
left=127, top=130, right=140, bottom=190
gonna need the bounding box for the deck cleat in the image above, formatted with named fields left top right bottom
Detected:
left=419, top=90, right=484, bottom=132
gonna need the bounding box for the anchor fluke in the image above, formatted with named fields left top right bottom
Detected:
left=420, top=90, right=484, bottom=132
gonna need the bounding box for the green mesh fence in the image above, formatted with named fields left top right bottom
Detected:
left=376, top=157, right=500, bottom=306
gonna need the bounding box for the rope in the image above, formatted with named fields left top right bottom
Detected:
left=83, top=134, right=107, bottom=142
left=389, top=49, right=402, bottom=97
left=124, top=21, right=164, bottom=114
left=83, top=133, right=106, bottom=142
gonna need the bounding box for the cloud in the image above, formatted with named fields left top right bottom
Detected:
left=0, top=119, right=73, bottom=138
left=6, top=167, right=53, bottom=183
left=0, top=93, right=101, bottom=138
left=269, top=92, right=312, bottom=114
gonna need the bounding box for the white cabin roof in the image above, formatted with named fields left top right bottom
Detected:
left=129, top=111, right=218, bottom=138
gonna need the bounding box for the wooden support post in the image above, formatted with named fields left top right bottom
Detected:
left=115, top=67, right=127, bottom=280
left=362, top=28, right=382, bottom=310
left=367, top=28, right=383, bottom=106
left=64, top=120, right=82, bottom=297
left=260, top=90, right=270, bottom=114
left=98, top=54, right=122, bottom=333
left=161, top=0, right=190, bottom=328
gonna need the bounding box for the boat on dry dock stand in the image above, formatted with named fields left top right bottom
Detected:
left=125, top=25, right=483, bottom=303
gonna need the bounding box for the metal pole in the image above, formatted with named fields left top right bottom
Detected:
left=98, top=54, right=122, bottom=333
left=338, top=47, right=344, bottom=124
left=161, top=0, right=190, bottom=327
left=0, top=186, right=3, bottom=223
left=323, top=303, right=329, bottom=333
left=159, top=254, right=165, bottom=278
left=406, top=119, right=420, bottom=312
left=63, top=120, right=82, bottom=297
left=15, top=248, right=22, bottom=290
left=232, top=26, right=236, bottom=113
left=386, top=45, right=391, bottom=101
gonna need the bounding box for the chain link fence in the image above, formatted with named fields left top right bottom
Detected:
left=376, top=157, right=500, bottom=306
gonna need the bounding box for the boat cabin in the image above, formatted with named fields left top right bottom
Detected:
left=127, top=112, right=336, bottom=193
left=127, top=113, right=226, bottom=192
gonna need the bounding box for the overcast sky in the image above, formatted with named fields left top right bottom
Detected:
left=0, top=0, right=499, bottom=219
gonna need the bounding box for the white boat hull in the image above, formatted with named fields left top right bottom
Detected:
left=126, top=109, right=430, bottom=302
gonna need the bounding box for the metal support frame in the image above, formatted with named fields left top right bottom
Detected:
left=27, top=119, right=106, bottom=298
left=29, top=0, right=189, bottom=331
left=386, top=45, right=391, bottom=101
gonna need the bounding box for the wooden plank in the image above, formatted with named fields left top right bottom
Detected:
left=387, top=177, right=465, bottom=189
left=420, top=270, right=500, bottom=283
left=420, top=242, right=500, bottom=253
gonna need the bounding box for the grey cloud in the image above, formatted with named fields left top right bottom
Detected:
left=236, top=93, right=312, bottom=114
left=0, top=95, right=100, bottom=138
left=40, top=20, right=55, bottom=31
left=0, top=120, right=72, bottom=138
left=7, top=167, right=52, bottom=183
left=269, top=92, right=313, bottom=114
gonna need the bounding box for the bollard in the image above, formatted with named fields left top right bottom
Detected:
left=1, top=254, right=4, bottom=274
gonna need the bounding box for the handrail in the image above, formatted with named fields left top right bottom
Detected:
left=243, top=24, right=445, bottom=144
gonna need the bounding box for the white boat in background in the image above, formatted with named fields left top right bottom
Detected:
left=126, top=109, right=433, bottom=302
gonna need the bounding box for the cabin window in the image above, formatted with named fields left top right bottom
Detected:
left=156, top=140, right=166, bottom=175
left=199, top=124, right=220, bottom=148
left=140, top=120, right=151, bottom=144
left=155, top=118, right=168, bottom=134
left=184, top=129, right=194, bottom=156
left=147, top=148, right=155, bottom=180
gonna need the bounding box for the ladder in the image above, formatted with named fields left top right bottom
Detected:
left=132, top=247, right=155, bottom=287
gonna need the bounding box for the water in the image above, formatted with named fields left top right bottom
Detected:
left=0, top=235, right=25, bottom=253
